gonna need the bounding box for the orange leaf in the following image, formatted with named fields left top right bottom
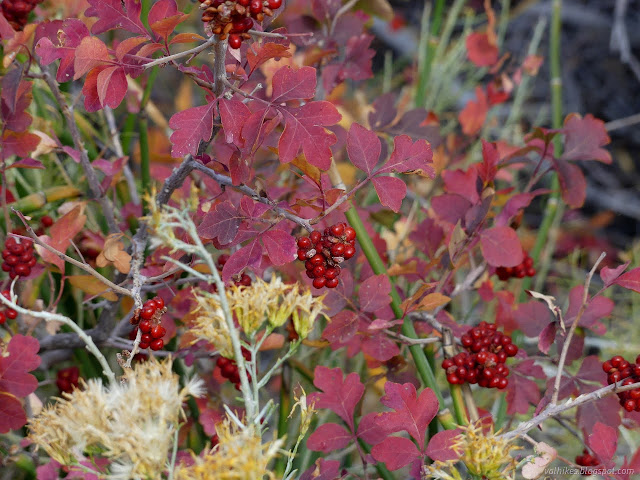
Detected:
left=96, top=233, right=131, bottom=274
left=67, top=275, right=118, bottom=301
left=417, top=293, right=451, bottom=312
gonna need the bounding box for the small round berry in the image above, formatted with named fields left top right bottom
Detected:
left=329, top=223, right=345, bottom=237
left=624, top=399, right=636, bottom=412
left=504, top=343, right=518, bottom=357
left=310, top=231, right=321, bottom=243
left=268, top=0, right=282, bottom=8
left=305, top=270, right=315, bottom=279
left=14, top=264, right=30, bottom=276
left=514, top=266, right=526, bottom=278
left=497, top=377, right=509, bottom=389
left=5, top=255, right=18, bottom=266
left=139, top=319, right=152, bottom=334
left=222, top=363, right=237, bottom=378
left=298, top=237, right=312, bottom=249
left=139, top=341, right=150, bottom=350
left=312, top=277, right=326, bottom=289
left=154, top=297, right=165, bottom=310
left=611, top=355, right=625, bottom=368
left=446, top=373, right=460, bottom=385
left=249, top=0, right=262, bottom=14
left=442, top=358, right=454, bottom=369
left=6, top=309, right=17, bottom=319
left=217, top=254, right=229, bottom=267
left=141, top=333, right=152, bottom=344
left=41, top=215, right=54, bottom=228
left=343, top=245, right=356, bottom=259
left=344, top=227, right=356, bottom=242
left=151, top=325, right=166, bottom=339
left=228, top=34, right=242, bottom=49
left=150, top=339, right=164, bottom=351
left=526, top=268, right=536, bottom=277
left=141, top=307, right=155, bottom=320
left=0, top=312, right=5, bottom=324
left=310, top=254, right=325, bottom=266
left=297, top=249, right=308, bottom=260
left=324, top=267, right=340, bottom=280
left=312, top=265, right=326, bottom=278
left=8, top=243, right=24, bottom=255
left=523, top=256, right=534, bottom=268
left=331, top=244, right=345, bottom=257
left=325, top=278, right=339, bottom=289
left=239, top=273, right=252, bottom=286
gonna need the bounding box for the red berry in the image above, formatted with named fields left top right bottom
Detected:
left=139, top=342, right=150, bottom=350
left=228, top=34, right=242, bottom=49
left=442, top=358, right=454, bottom=369
left=6, top=309, right=17, bottom=319
left=222, top=363, right=237, bottom=378
left=141, top=333, right=152, bottom=344
left=324, top=267, right=340, bottom=280
left=217, top=254, right=229, bottom=267
left=329, top=223, right=344, bottom=237
left=150, top=339, right=164, bottom=351
left=330, top=244, right=345, bottom=257
left=298, top=237, right=312, bottom=249
left=497, top=377, right=509, bottom=389
left=312, top=277, right=326, bottom=289
left=141, top=307, right=155, bottom=320
left=343, top=245, right=356, bottom=259
left=611, top=355, right=624, bottom=368
left=41, top=215, right=54, bottom=228
left=250, top=0, right=262, bottom=14
left=139, top=319, right=152, bottom=333
left=8, top=243, right=24, bottom=255
left=344, top=227, right=356, bottom=242
left=312, top=265, right=326, bottom=278
left=14, top=264, right=30, bottom=276
left=504, top=343, right=518, bottom=357
left=154, top=297, right=165, bottom=310
left=268, top=0, right=282, bottom=8
left=151, top=325, right=166, bottom=339
left=5, top=255, right=18, bottom=266
left=446, top=373, right=461, bottom=385
left=297, top=249, right=308, bottom=260
left=624, top=399, right=636, bottom=412
left=523, top=256, right=534, bottom=268
left=310, top=231, right=321, bottom=243
left=325, top=278, right=339, bottom=288
left=310, top=254, right=325, bottom=266
left=0, top=312, right=5, bottom=324
left=514, top=266, right=526, bottom=278
left=526, top=268, right=536, bottom=277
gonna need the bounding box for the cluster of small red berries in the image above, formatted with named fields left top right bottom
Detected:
left=602, top=354, right=640, bottom=412
left=56, top=366, right=80, bottom=394
left=0, top=290, right=17, bottom=324
left=129, top=297, right=167, bottom=351
left=211, top=254, right=252, bottom=293
left=575, top=449, right=600, bottom=473
left=2, top=236, right=36, bottom=279
left=33, top=215, right=53, bottom=236
left=216, top=348, right=251, bottom=390
left=296, top=223, right=356, bottom=289
left=199, top=0, right=283, bottom=49
left=442, top=321, right=518, bottom=389
left=495, top=253, right=536, bottom=280
left=1, top=0, right=43, bottom=30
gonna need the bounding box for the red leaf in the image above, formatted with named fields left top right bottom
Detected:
left=553, top=158, right=586, bottom=208
left=277, top=101, right=341, bottom=170
left=36, top=206, right=87, bottom=271
left=425, top=429, right=463, bottom=462
left=600, top=262, right=630, bottom=287
left=505, top=364, right=541, bottom=415
left=309, top=366, right=364, bottom=431
left=197, top=201, right=242, bottom=245
left=466, top=32, right=499, bottom=67
left=376, top=382, right=439, bottom=445
left=372, top=176, right=406, bottom=213
left=322, top=310, right=358, bottom=346
left=513, top=301, right=551, bottom=338
left=7, top=158, right=45, bottom=170
left=577, top=393, right=621, bottom=436
left=221, top=238, right=262, bottom=281
left=359, top=274, right=391, bottom=312
left=615, top=267, right=640, bottom=293
left=0, top=11, right=15, bottom=40
left=0, top=392, right=27, bottom=434
left=81, top=67, right=103, bottom=112
left=431, top=194, right=472, bottom=225
left=306, top=422, right=352, bottom=453
left=261, top=229, right=296, bottom=266
left=479, top=226, right=523, bottom=267
left=272, top=66, right=316, bottom=103
left=478, top=139, right=499, bottom=183
left=85, top=0, right=147, bottom=36
left=378, top=135, right=434, bottom=177
left=371, top=436, right=421, bottom=470
left=0, top=335, right=41, bottom=399
left=219, top=99, right=251, bottom=146
left=459, top=86, right=488, bottom=136
left=361, top=333, right=400, bottom=362
left=247, top=42, right=292, bottom=75
left=148, top=0, right=187, bottom=41
left=321, top=33, right=375, bottom=94
left=356, top=412, right=387, bottom=445
left=443, top=168, right=479, bottom=204
left=300, top=459, right=340, bottom=480
left=1, top=131, right=40, bottom=160
left=73, top=36, right=110, bottom=80
left=169, top=102, right=217, bottom=158
left=562, top=113, right=612, bottom=164
left=35, top=19, right=89, bottom=82
left=347, top=123, right=380, bottom=176
left=97, top=66, right=127, bottom=109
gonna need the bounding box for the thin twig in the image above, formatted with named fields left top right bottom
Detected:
left=104, top=107, right=141, bottom=205
left=550, top=252, right=606, bottom=406
left=143, top=35, right=217, bottom=69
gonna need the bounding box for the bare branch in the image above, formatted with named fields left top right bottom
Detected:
left=143, top=35, right=217, bottom=69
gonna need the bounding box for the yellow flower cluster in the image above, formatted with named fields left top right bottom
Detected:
left=173, top=418, right=283, bottom=480
left=29, top=358, right=204, bottom=480
left=424, top=423, right=519, bottom=480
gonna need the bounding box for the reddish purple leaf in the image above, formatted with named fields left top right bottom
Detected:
left=577, top=392, right=621, bottom=434
left=376, top=382, right=439, bottom=445
left=221, top=239, right=262, bottom=281
left=513, top=301, right=551, bottom=338
left=356, top=412, right=387, bottom=445
left=431, top=194, right=472, bottom=225
left=371, top=436, right=421, bottom=470
left=600, top=262, right=630, bottom=287
left=378, top=135, right=434, bottom=177
left=309, top=366, right=364, bottom=431
left=97, top=66, right=127, bottom=109
left=0, top=393, right=27, bottom=434
left=35, top=19, right=89, bottom=82
left=442, top=168, right=479, bottom=204
left=347, top=123, right=380, bottom=176
left=323, top=310, right=359, bottom=346
left=478, top=139, right=499, bottom=183
left=372, top=176, right=407, bottom=213
left=562, top=113, right=612, bottom=164
left=73, top=36, right=110, bottom=79
left=322, top=33, right=374, bottom=94
left=300, top=459, right=340, bottom=480
left=197, top=201, right=242, bottom=245
left=0, top=11, right=15, bottom=40
left=615, top=267, right=640, bottom=294
left=81, top=67, right=103, bottom=112
left=361, top=333, right=400, bottom=362
left=466, top=32, right=498, bottom=67
left=85, top=0, right=148, bottom=36
left=538, top=322, right=556, bottom=354
left=566, top=286, right=613, bottom=332
left=554, top=159, right=586, bottom=208
left=505, top=366, right=541, bottom=415
left=277, top=101, right=341, bottom=170
left=7, top=158, right=44, bottom=170
left=496, top=190, right=549, bottom=227
left=148, top=0, right=187, bottom=41
left=0, top=335, right=41, bottom=399
left=1, top=131, right=40, bottom=160
left=261, top=229, right=296, bottom=266
left=359, top=274, right=391, bottom=312
left=425, top=429, right=463, bottom=462
left=307, top=422, right=352, bottom=453
left=169, top=102, right=217, bottom=158
left=576, top=355, right=607, bottom=384
left=247, top=42, right=292, bottom=75
left=272, top=66, right=316, bottom=103
left=479, top=226, right=523, bottom=267
left=219, top=99, right=251, bottom=146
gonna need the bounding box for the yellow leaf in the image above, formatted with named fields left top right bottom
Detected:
left=387, top=260, right=418, bottom=276
left=292, top=154, right=321, bottom=183
left=356, top=0, right=394, bottom=21
left=67, top=275, right=118, bottom=301
left=417, top=293, right=451, bottom=312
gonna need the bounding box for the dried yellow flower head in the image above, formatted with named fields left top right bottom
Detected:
left=173, top=417, right=283, bottom=480
left=190, top=289, right=234, bottom=357
left=29, top=357, right=204, bottom=480
left=424, top=422, right=520, bottom=480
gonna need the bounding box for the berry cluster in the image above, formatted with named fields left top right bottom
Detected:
left=129, top=297, right=167, bottom=351
left=211, top=254, right=252, bottom=293
left=216, top=348, right=251, bottom=390
left=495, top=253, right=536, bottom=280
left=442, top=321, right=518, bottom=389
left=199, top=0, right=283, bottom=49
left=575, top=449, right=600, bottom=473
left=0, top=290, right=17, bottom=324
left=296, top=223, right=356, bottom=289
left=602, top=355, right=640, bottom=412
left=33, top=215, right=53, bottom=236
left=2, top=236, right=36, bottom=279
left=1, top=0, right=43, bottom=31
left=56, top=366, right=80, bottom=394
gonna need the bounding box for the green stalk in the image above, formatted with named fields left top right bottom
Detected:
left=138, top=115, right=151, bottom=210
left=415, top=0, right=446, bottom=108
left=518, top=0, right=564, bottom=301
left=121, top=67, right=159, bottom=156
left=358, top=438, right=394, bottom=480
left=274, top=369, right=291, bottom=477
left=344, top=207, right=457, bottom=430
left=450, top=385, right=468, bottom=425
